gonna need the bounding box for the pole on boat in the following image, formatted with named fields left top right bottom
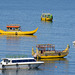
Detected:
left=32, top=47, right=35, bottom=56
left=36, top=48, right=39, bottom=61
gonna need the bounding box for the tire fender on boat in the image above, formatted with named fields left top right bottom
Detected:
left=15, top=32, right=18, bottom=35
left=28, top=64, right=31, bottom=69
left=2, top=65, right=5, bottom=68
left=58, top=53, right=61, bottom=56
left=16, top=63, right=19, bottom=68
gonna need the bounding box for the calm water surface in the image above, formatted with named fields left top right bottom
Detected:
left=0, top=0, right=75, bottom=75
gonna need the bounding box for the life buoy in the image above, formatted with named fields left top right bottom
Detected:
left=16, top=64, right=18, bottom=67
left=58, top=53, right=61, bottom=56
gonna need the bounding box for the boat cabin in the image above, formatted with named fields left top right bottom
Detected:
left=1, top=58, right=36, bottom=64
left=36, top=44, right=55, bottom=54
left=41, top=13, right=52, bottom=18
left=6, top=24, right=21, bottom=31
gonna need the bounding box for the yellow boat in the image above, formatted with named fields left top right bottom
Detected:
left=32, top=44, right=70, bottom=59
left=41, top=13, right=53, bottom=21
left=0, top=24, right=38, bottom=35
left=39, top=58, right=68, bottom=63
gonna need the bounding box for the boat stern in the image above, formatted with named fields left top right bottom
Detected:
left=29, top=61, right=44, bottom=69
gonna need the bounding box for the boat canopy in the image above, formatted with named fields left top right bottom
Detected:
left=36, top=44, right=55, bottom=51
left=6, top=24, right=21, bottom=31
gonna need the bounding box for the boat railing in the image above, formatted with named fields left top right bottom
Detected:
left=43, top=51, right=68, bottom=56
left=38, top=49, right=68, bottom=56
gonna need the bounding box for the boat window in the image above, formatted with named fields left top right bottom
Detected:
left=46, top=15, right=50, bottom=18
left=4, top=59, right=10, bottom=62
left=38, top=47, right=45, bottom=51
left=49, top=47, right=51, bottom=51
left=46, top=15, right=48, bottom=17
left=42, top=15, right=45, bottom=18
left=48, top=15, right=50, bottom=17
left=13, top=28, right=15, bottom=30
left=7, top=27, right=21, bottom=31
left=12, top=59, right=36, bottom=63
left=10, top=28, right=12, bottom=30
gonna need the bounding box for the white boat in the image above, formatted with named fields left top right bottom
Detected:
left=0, top=58, right=44, bottom=70
left=73, top=41, right=75, bottom=45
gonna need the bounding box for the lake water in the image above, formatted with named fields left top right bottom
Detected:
left=0, top=0, right=75, bottom=75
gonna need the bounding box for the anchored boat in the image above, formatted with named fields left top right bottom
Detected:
left=0, top=24, right=38, bottom=35
left=32, top=44, right=70, bottom=59
left=0, top=58, right=44, bottom=70
left=41, top=13, right=53, bottom=21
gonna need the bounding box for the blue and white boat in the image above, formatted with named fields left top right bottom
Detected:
left=0, top=58, right=44, bottom=70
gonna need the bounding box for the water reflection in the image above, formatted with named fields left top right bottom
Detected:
left=39, top=58, right=69, bottom=74
left=1, top=68, right=42, bottom=75
left=41, top=20, right=53, bottom=24
left=39, top=58, right=68, bottom=63
left=0, top=34, right=37, bottom=40
left=7, top=35, right=37, bottom=40
left=0, top=34, right=37, bottom=58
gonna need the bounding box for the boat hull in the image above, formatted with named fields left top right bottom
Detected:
left=0, top=62, right=43, bottom=70
left=38, top=54, right=68, bottom=59
left=34, top=51, right=69, bottom=59
left=0, top=27, right=38, bottom=35
left=41, top=18, right=53, bottom=21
